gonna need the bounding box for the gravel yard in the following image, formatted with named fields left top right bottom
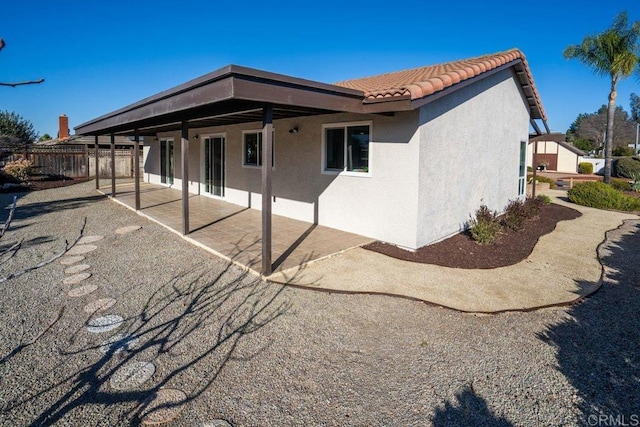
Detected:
left=0, top=181, right=638, bottom=426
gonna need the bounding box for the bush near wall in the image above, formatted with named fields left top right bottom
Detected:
left=567, top=181, right=640, bottom=211
left=612, top=146, right=635, bottom=157
left=578, top=162, right=594, bottom=174
left=527, top=174, right=557, bottom=189
left=3, top=158, right=33, bottom=181
left=614, top=157, right=640, bottom=178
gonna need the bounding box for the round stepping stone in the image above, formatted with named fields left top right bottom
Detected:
left=86, top=314, right=124, bottom=333
left=140, top=388, right=187, bottom=425
left=60, top=255, right=85, bottom=265
left=66, top=244, right=98, bottom=256
left=68, top=284, right=98, bottom=298
left=63, top=273, right=91, bottom=285
left=204, top=421, right=233, bottom=427
left=100, top=333, right=139, bottom=354
left=78, top=235, right=104, bottom=244
left=84, top=298, right=117, bottom=314
left=116, top=225, right=142, bottom=235
left=64, top=264, right=90, bottom=275
left=110, top=361, right=156, bottom=390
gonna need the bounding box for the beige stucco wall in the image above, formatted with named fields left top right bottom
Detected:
left=145, top=111, right=421, bottom=248
left=416, top=68, right=530, bottom=247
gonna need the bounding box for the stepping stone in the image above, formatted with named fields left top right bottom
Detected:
left=116, top=225, right=142, bottom=235
left=99, top=333, right=139, bottom=354
left=140, top=388, right=187, bottom=425
left=67, top=244, right=98, bottom=256
left=68, top=284, right=98, bottom=297
left=78, top=235, right=104, bottom=244
left=110, top=361, right=156, bottom=390
left=86, top=314, right=124, bottom=333
left=60, top=255, right=85, bottom=265
left=84, top=298, right=117, bottom=314
left=64, top=264, right=90, bottom=275
left=63, top=273, right=91, bottom=285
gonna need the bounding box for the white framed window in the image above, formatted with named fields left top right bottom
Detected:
left=322, top=121, right=371, bottom=175
left=242, top=130, right=274, bottom=167
left=518, top=140, right=526, bottom=196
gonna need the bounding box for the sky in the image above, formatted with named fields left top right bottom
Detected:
left=1, top=0, right=640, bottom=138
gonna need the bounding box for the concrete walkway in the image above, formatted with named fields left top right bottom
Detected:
left=269, top=190, right=638, bottom=313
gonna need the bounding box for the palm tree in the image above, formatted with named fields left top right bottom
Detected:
left=564, top=11, right=640, bottom=184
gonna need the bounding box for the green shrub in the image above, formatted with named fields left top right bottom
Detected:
left=567, top=181, right=640, bottom=211
left=578, top=162, right=593, bottom=174
left=503, top=199, right=526, bottom=231
left=527, top=166, right=533, bottom=172
left=631, top=172, right=640, bottom=192
left=468, top=205, right=500, bottom=244
left=527, top=174, right=557, bottom=189
left=612, top=146, right=635, bottom=157
left=614, top=157, right=640, bottom=178
left=611, top=178, right=631, bottom=192
left=3, top=158, right=32, bottom=181
left=536, top=194, right=552, bottom=205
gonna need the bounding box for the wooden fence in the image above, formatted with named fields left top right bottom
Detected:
left=0, top=145, right=142, bottom=179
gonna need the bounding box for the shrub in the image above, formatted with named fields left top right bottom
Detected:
left=527, top=174, right=557, bottom=189
left=468, top=205, right=500, bottom=244
left=536, top=194, right=552, bottom=205
left=578, top=162, right=593, bottom=174
left=614, top=156, right=640, bottom=178
left=3, top=158, right=32, bottom=181
left=523, top=196, right=544, bottom=218
left=527, top=166, right=533, bottom=172
left=610, top=178, right=631, bottom=192
left=568, top=181, right=640, bottom=211
left=631, top=172, right=640, bottom=192
left=503, top=199, right=526, bottom=231
left=612, top=146, right=635, bottom=157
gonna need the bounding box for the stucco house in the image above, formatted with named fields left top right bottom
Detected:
left=75, top=48, right=548, bottom=274
left=528, top=133, right=585, bottom=173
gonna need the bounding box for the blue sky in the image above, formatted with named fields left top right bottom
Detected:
left=1, top=0, right=639, bottom=138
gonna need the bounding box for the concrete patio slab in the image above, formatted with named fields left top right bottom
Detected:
left=269, top=191, right=638, bottom=312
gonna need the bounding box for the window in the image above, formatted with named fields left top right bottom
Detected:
left=243, top=131, right=274, bottom=167
left=323, top=122, right=371, bottom=173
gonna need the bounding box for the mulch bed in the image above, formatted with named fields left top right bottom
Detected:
left=364, top=204, right=582, bottom=269
left=0, top=175, right=90, bottom=193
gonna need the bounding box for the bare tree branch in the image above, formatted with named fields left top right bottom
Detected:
left=0, top=195, right=18, bottom=239
left=0, top=79, right=45, bottom=87
left=0, top=38, right=5, bottom=52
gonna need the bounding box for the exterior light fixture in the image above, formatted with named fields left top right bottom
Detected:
left=289, top=127, right=298, bottom=134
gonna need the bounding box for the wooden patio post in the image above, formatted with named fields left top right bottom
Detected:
left=181, top=121, right=190, bottom=235
left=95, top=135, right=100, bottom=189
left=134, top=130, right=141, bottom=211
left=261, top=105, right=273, bottom=276
left=110, top=133, right=116, bottom=197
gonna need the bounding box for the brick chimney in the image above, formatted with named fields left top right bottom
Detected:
left=58, top=114, right=69, bottom=140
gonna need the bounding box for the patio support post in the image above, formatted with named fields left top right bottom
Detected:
left=110, top=133, right=116, bottom=197
left=261, top=105, right=273, bottom=276
left=134, top=130, right=141, bottom=211
left=181, top=121, right=190, bottom=235
left=94, top=135, right=99, bottom=189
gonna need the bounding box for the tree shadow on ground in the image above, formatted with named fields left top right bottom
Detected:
left=431, top=385, right=512, bottom=426
left=538, top=219, right=640, bottom=424
left=1, top=258, right=295, bottom=426
left=10, top=195, right=104, bottom=222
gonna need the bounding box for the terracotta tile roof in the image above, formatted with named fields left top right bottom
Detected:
left=334, top=49, right=546, bottom=121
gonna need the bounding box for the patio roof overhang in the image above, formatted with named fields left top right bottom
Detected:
left=74, top=65, right=369, bottom=136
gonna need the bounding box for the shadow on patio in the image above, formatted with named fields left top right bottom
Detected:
left=100, top=181, right=371, bottom=274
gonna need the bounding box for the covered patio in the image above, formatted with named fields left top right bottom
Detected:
left=100, top=181, right=371, bottom=274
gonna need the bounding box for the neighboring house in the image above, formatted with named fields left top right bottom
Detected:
left=528, top=133, right=585, bottom=173
left=38, top=115, right=139, bottom=149
left=75, top=48, right=548, bottom=274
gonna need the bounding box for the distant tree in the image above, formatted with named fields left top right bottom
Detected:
left=564, top=11, right=640, bottom=184
left=0, top=111, right=38, bottom=147
left=631, top=93, right=640, bottom=122
left=566, top=105, right=637, bottom=153
left=0, top=38, right=44, bottom=87
left=38, top=133, right=52, bottom=142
